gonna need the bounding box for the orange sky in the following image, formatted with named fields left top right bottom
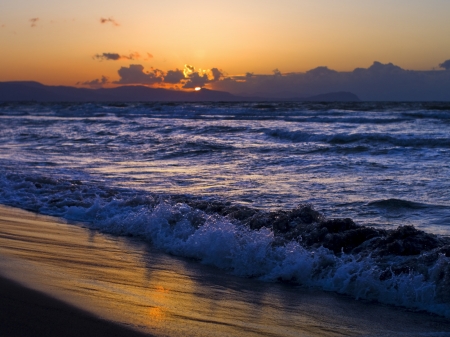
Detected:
left=1, top=0, right=450, bottom=87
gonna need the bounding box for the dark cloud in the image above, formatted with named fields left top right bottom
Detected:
left=93, top=52, right=141, bottom=61
left=115, top=64, right=164, bottom=85
left=78, top=76, right=109, bottom=88
left=440, top=60, right=450, bottom=70
left=211, top=61, right=450, bottom=101
left=306, top=66, right=338, bottom=76
left=100, top=17, right=120, bottom=26
left=183, top=72, right=210, bottom=89
left=182, top=65, right=224, bottom=88
left=111, top=64, right=224, bottom=88
left=98, top=60, right=450, bottom=100
left=210, top=68, right=223, bottom=81
left=164, top=69, right=185, bottom=84
left=362, top=61, right=404, bottom=74
left=30, top=18, right=39, bottom=27
left=94, top=53, right=121, bottom=61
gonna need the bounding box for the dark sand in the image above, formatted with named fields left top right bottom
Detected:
left=0, top=275, right=152, bottom=337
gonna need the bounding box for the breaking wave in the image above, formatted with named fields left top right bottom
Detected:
left=1, top=171, right=450, bottom=318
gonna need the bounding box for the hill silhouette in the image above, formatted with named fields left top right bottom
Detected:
left=0, top=81, right=359, bottom=102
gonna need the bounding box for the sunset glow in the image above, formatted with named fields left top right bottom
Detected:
left=1, top=0, right=450, bottom=96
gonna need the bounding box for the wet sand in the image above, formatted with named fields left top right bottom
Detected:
left=0, top=276, right=151, bottom=337
left=1, top=204, right=450, bottom=337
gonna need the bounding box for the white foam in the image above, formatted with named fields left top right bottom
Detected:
left=61, top=197, right=450, bottom=317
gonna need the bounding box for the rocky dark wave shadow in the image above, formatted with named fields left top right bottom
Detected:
left=175, top=198, right=450, bottom=300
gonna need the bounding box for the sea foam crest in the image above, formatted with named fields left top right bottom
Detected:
left=65, top=196, right=449, bottom=317
left=1, top=171, right=450, bottom=317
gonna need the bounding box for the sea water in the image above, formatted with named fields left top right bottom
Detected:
left=0, top=101, right=450, bottom=317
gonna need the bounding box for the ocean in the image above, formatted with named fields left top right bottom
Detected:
left=1, top=101, right=450, bottom=323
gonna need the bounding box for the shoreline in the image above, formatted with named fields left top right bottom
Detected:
left=0, top=205, right=156, bottom=336
left=2, top=204, right=450, bottom=337
left=0, top=275, right=152, bottom=337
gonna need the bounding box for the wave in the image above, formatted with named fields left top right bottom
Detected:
left=288, top=116, right=411, bottom=124
left=153, top=138, right=236, bottom=159
left=368, top=199, right=450, bottom=214
left=402, top=110, right=450, bottom=120
left=368, top=198, right=431, bottom=210
left=264, top=128, right=450, bottom=148
left=1, top=171, right=450, bottom=317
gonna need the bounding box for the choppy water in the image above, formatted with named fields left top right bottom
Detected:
left=1, top=101, right=450, bottom=317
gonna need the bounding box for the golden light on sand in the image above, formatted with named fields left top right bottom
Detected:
left=148, top=307, right=165, bottom=321
left=155, top=285, right=169, bottom=293
left=195, top=87, right=202, bottom=91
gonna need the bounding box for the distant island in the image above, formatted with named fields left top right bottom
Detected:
left=0, top=81, right=359, bottom=102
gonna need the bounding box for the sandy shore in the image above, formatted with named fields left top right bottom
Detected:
left=0, top=275, right=151, bottom=337
left=1, top=204, right=450, bottom=337
left=0, top=205, right=155, bottom=336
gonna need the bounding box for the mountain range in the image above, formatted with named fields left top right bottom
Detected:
left=0, top=81, right=359, bottom=102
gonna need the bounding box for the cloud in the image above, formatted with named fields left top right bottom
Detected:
left=211, top=61, right=450, bottom=101
left=100, top=17, right=120, bottom=26
left=183, top=72, right=210, bottom=89
left=127, top=52, right=141, bottom=60
left=164, top=69, right=185, bottom=84
left=146, top=53, right=154, bottom=59
left=272, top=68, right=282, bottom=76
left=78, top=76, right=109, bottom=88
left=115, top=64, right=164, bottom=85
left=94, top=53, right=121, bottom=61
left=305, top=66, right=338, bottom=76
left=440, top=59, right=450, bottom=70
left=182, top=65, right=224, bottom=88
left=97, top=60, right=450, bottom=99
left=183, top=64, right=195, bottom=77
left=210, top=68, right=223, bottom=81
left=93, top=52, right=141, bottom=61
left=30, top=18, right=39, bottom=27
left=111, top=63, right=224, bottom=88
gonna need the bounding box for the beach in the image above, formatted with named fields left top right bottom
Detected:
left=0, top=276, right=151, bottom=337
left=1, top=204, right=450, bottom=337
left=0, top=205, right=153, bottom=336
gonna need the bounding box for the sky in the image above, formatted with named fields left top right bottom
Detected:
left=1, top=0, right=450, bottom=98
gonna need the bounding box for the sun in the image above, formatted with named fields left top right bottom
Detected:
left=194, top=87, right=201, bottom=91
